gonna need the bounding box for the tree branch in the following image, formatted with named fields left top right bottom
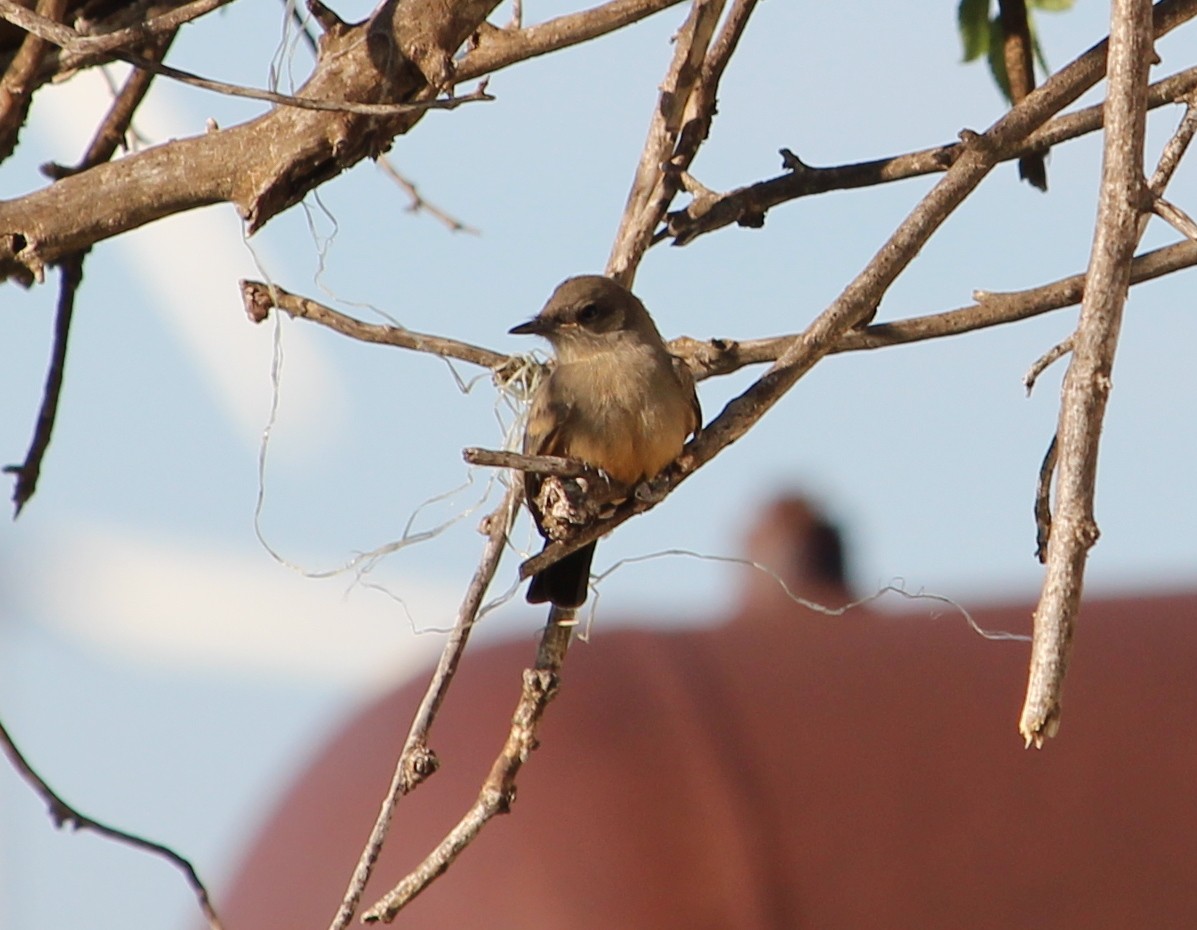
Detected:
left=376, top=156, right=480, bottom=235
left=668, top=237, right=1197, bottom=380
left=605, top=0, right=727, bottom=283
left=0, top=1, right=494, bottom=116
left=0, top=0, right=503, bottom=284
left=326, top=483, right=518, bottom=930
left=661, top=62, right=1197, bottom=247
left=362, top=605, right=575, bottom=923
left=0, top=0, right=232, bottom=62
left=455, top=0, right=689, bottom=82
left=1019, top=0, right=1154, bottom=748
left=0, top=0, right=68, bottom=164
left=240, top=279, right=510, bottom=371
left=0, top=716, right=224, bottom=930
left=7, top=29, right=173, bottom=514
left=242, top=230, right=1197, bottom=400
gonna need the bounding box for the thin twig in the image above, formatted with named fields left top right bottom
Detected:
left=464, top=447, right=605, bottom=481
left=362, top=605, right=575, bottom=923
left=240, top=280, right=510, bottom=371
left=1019, top=0, right=1154, bottom=748
left=6, top=30, right=174, bottom=515
left=327, top=484, right=518, bottom=930
left=1146, top=96, right=1197, bottom=193
left=5, top=256, right=79, bottom=516
left=1151, top=194, right=1197, bottom=239
left=4, top=0, right=233, bottom=87
left=0, top=716, right=224, bottom=930
left=1024, top=336, right=1075, bottom=394
left=377, top=156, right=480, bottom=234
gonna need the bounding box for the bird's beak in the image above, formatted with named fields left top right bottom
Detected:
left=509, top=317, right=549, bottom=336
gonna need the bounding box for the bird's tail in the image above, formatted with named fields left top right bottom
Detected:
left=526, top=541, right=596, bottom=609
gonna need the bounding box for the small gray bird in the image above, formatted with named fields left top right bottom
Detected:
left=510, top=275, right=701, bottom=608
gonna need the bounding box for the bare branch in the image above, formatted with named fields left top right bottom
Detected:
left=673, top=237, right=1197, bottom=377
left=5, top=255, right=78, bottom=515
left=45, top=26, right=177, bottom=177
left=0, top=716, right=224, bottom=930
left=1019, top=0, right=1154, bottom=748
left=0, top=0, right=232, bottom=60
left=1146, top=94, right=1197, bottom=192
left=662, top=63, right=1197, bottom=247
left=0, top=0, right=503, bottom=283
left=0, top=0, right=67, bottom=163
left=362, top=606, right=575, bottom=923
left=464, top=447, right=606, bottom=481
left=606, top=0, right=727, bottom=283
left=0, top=2, right=494, bottom=116
left=1024, top=336, right=1075, bottom=395
left=1151, top=193, right=1197, bottom=239
left=240, top=280, right=510, bottom=371
left=377, top=156, right=480, bottom=235
left=7, top=33, right=172, bottom=513
left=327, top=484, right=518, bottom=930
left=456, top=0, right=688, bottom=82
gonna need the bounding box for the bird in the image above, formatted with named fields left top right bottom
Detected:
left=509, top=275, right=701, bottom=608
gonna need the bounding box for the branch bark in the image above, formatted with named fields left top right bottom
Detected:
left=662, top=62, right=1197, bottom=247
left=605, top=0, right=727, bottom=283
left=0, top=0, right=502, bottom=284
left=326, top=483, right=519, bottom=930
left=1019, top=0, right=1154, bottom=748
left=362, top=605, right=575, bottom=923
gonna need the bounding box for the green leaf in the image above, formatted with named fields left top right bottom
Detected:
left=958, top=0, right=992, bottom=62
left=1030, top=0, right=1076, bottom=11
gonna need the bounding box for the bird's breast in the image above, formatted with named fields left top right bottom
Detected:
left=549, top=349, right=693, bottom=485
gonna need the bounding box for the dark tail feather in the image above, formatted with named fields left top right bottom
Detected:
left=526, top=541, right=596, bottom=608
left=1018, top=152, right=1048, bottom=192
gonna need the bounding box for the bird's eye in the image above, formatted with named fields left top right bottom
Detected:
left=576, top=303, right=602, bottom=324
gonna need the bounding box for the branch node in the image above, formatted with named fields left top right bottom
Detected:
left=779, top=147, right=809, bottom=171
left=399, top=742, right=440, bottom=792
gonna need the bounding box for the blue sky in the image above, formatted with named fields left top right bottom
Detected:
left=3, top=2, right=1197, bottom=928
